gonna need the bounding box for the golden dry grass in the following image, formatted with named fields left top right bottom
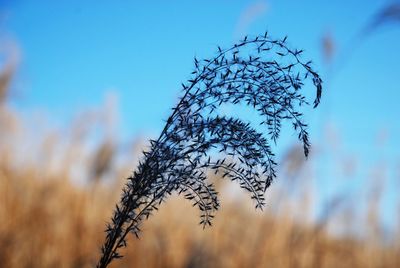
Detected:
left=0, top=66, right=399, bottom=268
left=1, top=161, right=399, bottom=268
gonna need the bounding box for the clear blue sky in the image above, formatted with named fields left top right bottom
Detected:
left=1, top=1, right=399, bottom=230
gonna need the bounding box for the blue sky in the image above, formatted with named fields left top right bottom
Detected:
left=1, top=1, right=400, bottom=230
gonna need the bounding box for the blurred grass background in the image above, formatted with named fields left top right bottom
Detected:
left=1, top=1, right=400, bottom=267
left=1, top=62, right=399, bottom=267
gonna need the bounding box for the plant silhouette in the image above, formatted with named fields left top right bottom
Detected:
left=97, top=32, right=322, bottom=268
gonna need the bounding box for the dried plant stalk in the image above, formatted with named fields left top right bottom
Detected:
left=97, top=32, right=322, bottom=268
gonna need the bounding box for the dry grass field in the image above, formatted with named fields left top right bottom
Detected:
left=0, top=62, right=399, bottom=268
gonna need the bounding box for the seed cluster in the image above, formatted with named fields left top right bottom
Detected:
left=97, top=32, right=322, bottom=268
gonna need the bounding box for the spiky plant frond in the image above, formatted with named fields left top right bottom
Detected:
left=97, top=32, right=322, bottom=268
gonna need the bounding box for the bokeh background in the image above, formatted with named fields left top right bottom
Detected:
left=1, top=1, right=399, bottom=267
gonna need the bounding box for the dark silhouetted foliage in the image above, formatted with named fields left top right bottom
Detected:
left=97, top=32, right=322, bottom=268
